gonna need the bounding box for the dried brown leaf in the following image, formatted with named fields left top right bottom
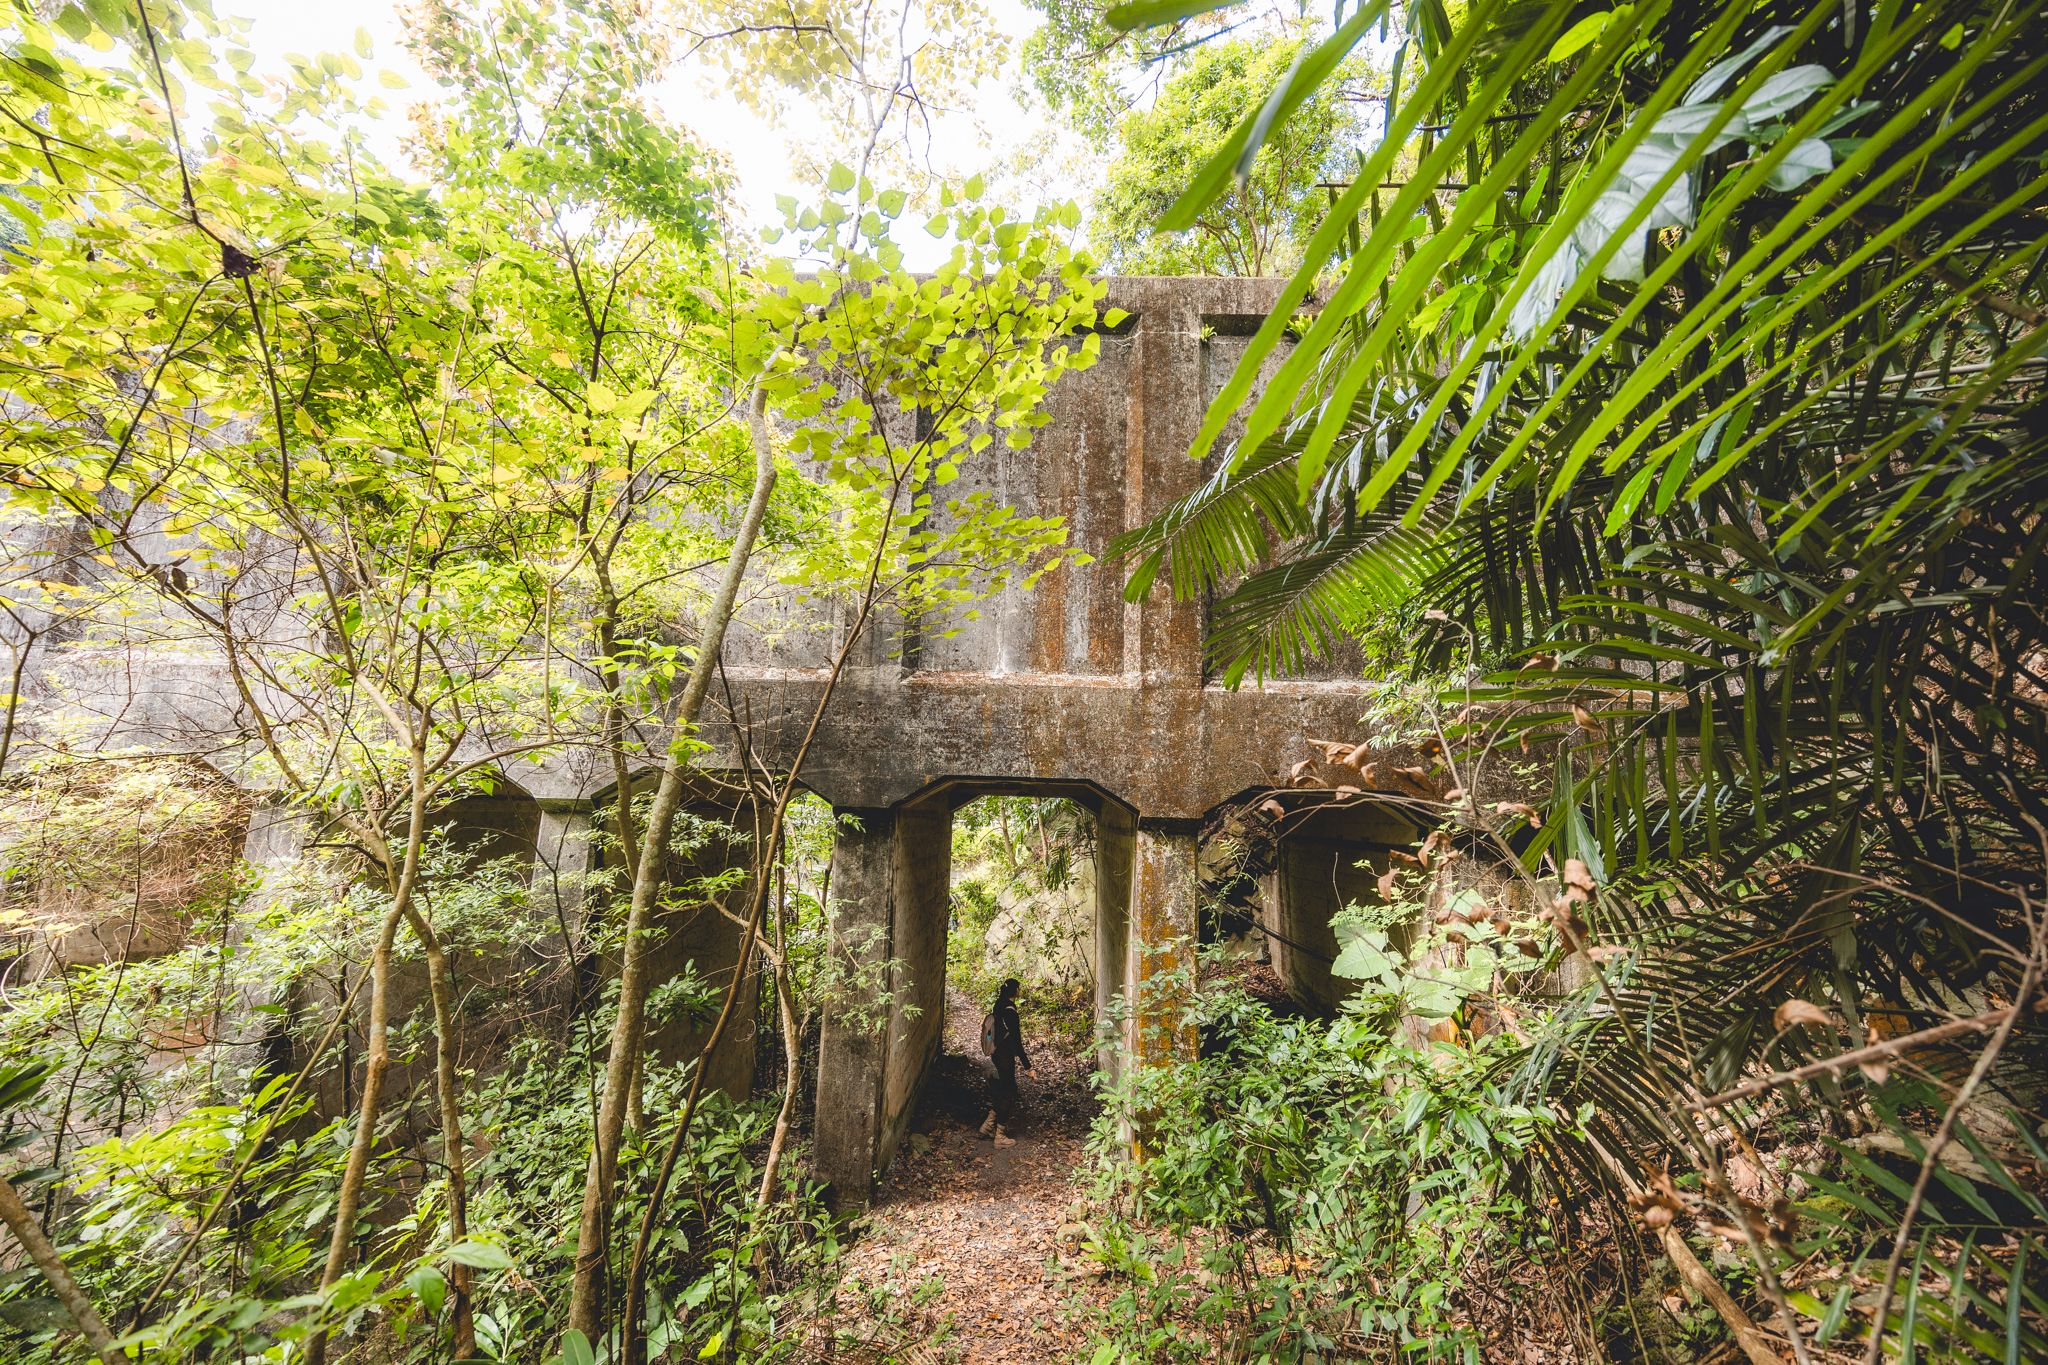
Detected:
left=1773, top=999, right=1835, bottom=1031
left=1391, top=765, right=1434, bottom=793
left=1858, top=1022, right=1891, bottom=1083
left=1768, top=1197, right=1798, bottom=1248
left=1494, top=801, right=1542, bottom=827
left=1629, top=1169, right=1686, bottom=1233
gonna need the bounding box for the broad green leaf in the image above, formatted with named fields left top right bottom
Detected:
left=558, top=1329, right=596, bottom=1365
left=443, top=1240, right=514, bottom=1271
left=1549, top=8, right=1623, bottom=63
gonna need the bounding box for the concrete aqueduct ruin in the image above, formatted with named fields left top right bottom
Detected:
left=30, top=277, right=1420, bottom=1203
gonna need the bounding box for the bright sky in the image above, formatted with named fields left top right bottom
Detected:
left=232, top=0, right=1099, bottom=266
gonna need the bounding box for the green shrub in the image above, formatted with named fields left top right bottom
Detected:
left=1081, top=954, right=1566, bottom=1362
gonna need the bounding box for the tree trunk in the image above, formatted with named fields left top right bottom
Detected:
left=564, top=384, right=779, bottom=1344
left=304, top=897, right=406, bottom=1365
left=0, top=1172, right=119, bottom=1362
left=754, top=870, right=804, bottom=1210
left=620, top=445, right=906, bottom=1365
left=307, top=775, right=428, bottom=1365
left=406, top=905, right=475, bottom=1356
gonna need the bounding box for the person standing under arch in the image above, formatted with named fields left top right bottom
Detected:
left=978, top=978, right=1032, bottom=1146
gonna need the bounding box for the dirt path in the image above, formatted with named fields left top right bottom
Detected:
left=825, top=987, right=1106, bottom=1363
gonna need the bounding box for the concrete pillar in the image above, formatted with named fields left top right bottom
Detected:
left=242, top=798, right=313, bottom=908
left=878, top=801, right=950, bottom=1173
left=1119, top=292, right=1208, bottom=685
left=813, top=808, right=895, bottom=1201
left=1127, top=818, right=1201, bottom=1072
left=529, top=805, right=601, bottom=1037
left=242, top=802, right=361, bottom=1126
left=812, top=800, right=953, bottom=1204
left=215, top=800, right=314, bottom=1100
left=1093, top=802, right=1136, bottom=1083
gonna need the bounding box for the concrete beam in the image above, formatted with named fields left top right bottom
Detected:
left=694, top=671, right=1387, bottom=821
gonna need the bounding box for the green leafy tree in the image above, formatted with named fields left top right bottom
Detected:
left=1017, top=0, right=1299, bottom=144
left=595, top=171, right=1107, bottom=1362
left=0, top=1, right=758, bottom=1358
left=680, top=0, right=1011, bottom=191
left=1091, top=33, right=1359, bottom=276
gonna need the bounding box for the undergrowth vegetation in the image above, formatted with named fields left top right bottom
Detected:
left=1084, top=957, right=1563, bottom=1362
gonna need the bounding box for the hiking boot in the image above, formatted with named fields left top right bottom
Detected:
left=993, top=1128, right=1016, bottom=1148
left=978, top=1111, right=996, bottom=1137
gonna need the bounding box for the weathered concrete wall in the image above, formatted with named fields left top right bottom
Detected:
left=29, top=278, right=1381, bottom=822
left=681, top=277, right=1373, bottom=821
left=776, top=279, right=1421, bottom=1200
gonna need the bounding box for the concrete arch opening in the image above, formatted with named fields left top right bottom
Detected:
left=412, top=775, right=550, bottom=1079
left=428, top=778, right=543, bottom=873
left=1248, top=791, right=1427, bottom=1012
left=812, top=777, right=1209, bottom=1203
left=578, top=769, right=786, bottom=1100
left=284, top=772, right=550, bottom=1127
left=945, top=794, right=1101, bottom=1028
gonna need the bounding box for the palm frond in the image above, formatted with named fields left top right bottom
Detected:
left=1204, top=515, right=1447, bottom=685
